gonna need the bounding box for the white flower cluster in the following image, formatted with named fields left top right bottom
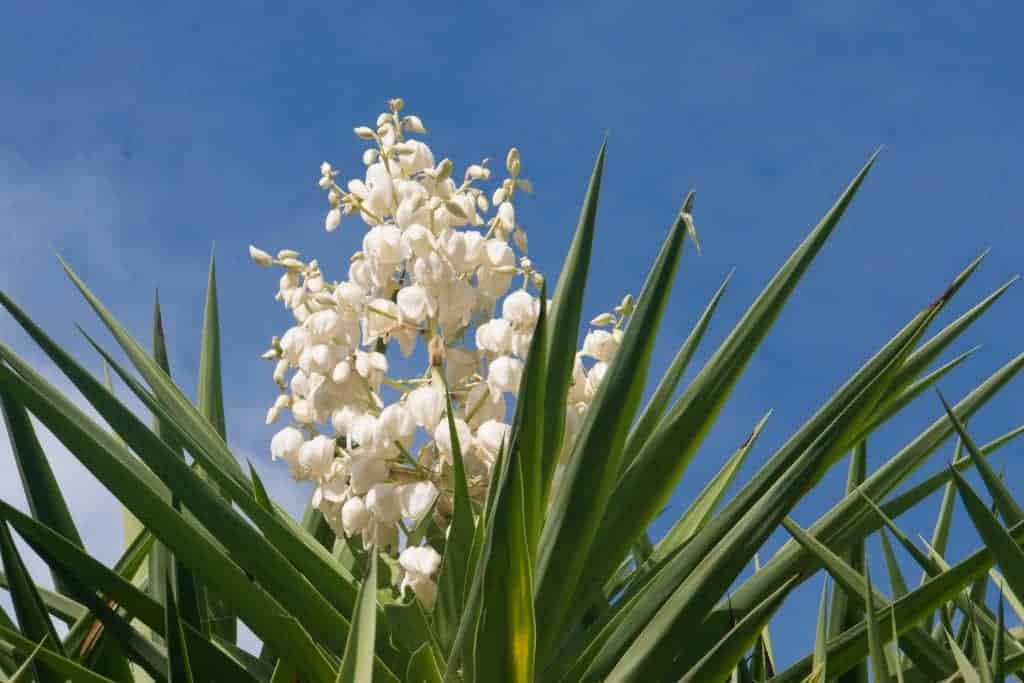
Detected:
left=252, top=99, right=627, bottom=608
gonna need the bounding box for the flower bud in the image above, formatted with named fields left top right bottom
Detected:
left=506, top=148, right=521, bottom=176
left=249, top=245, right=273, bottom=266
left=435, top=158, right=453, bottom=182
left=513, top=228, right=528, bottom=253
left=325, top=208, right=342, bottom=232
left=320, top=161, right=333, bottom=176
left=273, top=359, right=289, bottom=386
left=354, top=126, right=376, bottom=140
left=389, top=97, right=405, bottom=112
left=402, top=115, right=426, bottom=134
left=277, top=249, right=300, bottom=260
left=590, top=312, right=615, bottom=327
left=362, top=148, right=379, bottom=166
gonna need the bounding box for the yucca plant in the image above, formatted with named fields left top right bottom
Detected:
left=2, top=99, right=1024, bottom=683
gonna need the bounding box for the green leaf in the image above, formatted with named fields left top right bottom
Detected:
left=0, top=520, right=64, bottom=683
left=585, top=281, right=935, bottom=682
left=879, top=528, right=909, bottom=599
left=540, top=141, right=605, bottom=501
left=649, top=409, right=771, bottom=566
left=197, top=251, right=226, bottom=440
left=937, top=390, right=1024, bottom=526
left=473, top=305, right=548, bottom=683
left=596, top=154, right=880, bottom=607
left=813, top=579, right=830, bottom=682
left=511, top=283, right=547, bottom=557
left=535, top=196, right=688, bottom=657
left=946, top=629, right=981, bottom=683
left=828, top=444, right=868, bottom=683
left=865, top=565, right=891, bottom=683
left=779, top=516, right=954, bottom=679
left=0, top=568, right=86, bottom=624
left=337, top=551, right=377, bottom=683
left=622, top=267, right=733, bottom=464
left=716, top=351, right=1024, bottom=661
left=0, top=390, right=84, bottom=598
left=406, top=644, right=443, bottom=683
left=676, top=576, right=798, bottom=683
left=0, top=621, right=117, bottom=683
left=196, top=253, right=235, bottom=645
left=431, top=371, right=476, bottom=657
left=0, top=356, right=335, bottom=683
left=993, top=598, right=1006, bottom=683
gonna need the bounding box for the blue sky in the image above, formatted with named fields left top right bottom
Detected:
left=2, top=0, right=1023, bottom=670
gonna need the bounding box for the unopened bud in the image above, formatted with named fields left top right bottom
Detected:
left=261, top=347, right=280, bottom=360
left=273, top=359, right=289, bottom=386
left=389, top=97, right=405, bottom=112
left=277, top=249, right=300, bottom=260
left=591, top=313, right=616, bottom=327
left=402, top=115, right=426, bottom=134
left=466, top=164, right=490, bottom=180
left=428, top=335, right=446, bottom=367
left=516, top=178, right=534, bottom=193
left=444, top=200, right=468, bottom=220
left=354, top=126, right=376, bottom=140
left=320, top=161, right=333, bottom=176
left=513, top=228, right=529, bottom=253
left=249, top=245, right=273, bottom=266
left=362, top=148, right=379, bottom=166
left=436, top=158, right=453, bottom=182
left=506, top=148, right=521, bottom=176
left=280, top=257, right=304, bottom=270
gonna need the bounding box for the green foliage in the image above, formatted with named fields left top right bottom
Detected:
left=2, top=145, right=1024, bottom=683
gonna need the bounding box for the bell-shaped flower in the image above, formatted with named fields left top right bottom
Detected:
left=398, top=481, right=439, bottom=522
left=355, top=350, right=389, bottom=391
left=399, top=545, right=442, bottom=609
left=397, top=140, right=434, bottom=176
left=462, top=383, right=506, bottom=429
left=349, top=456, right=389, bottom=494
left=434, top=416, right=474, bottom=459
left=271, top=426, right=304, bottom=464
left=474, top=419, right=510, bottom=466
left=502, top=290, right=539, bottom=328
left=397, top=285, right=435, bottom=325
left=376, top=403, right=416, bottom=452
left=584, top=361, right=609, bottom=401
left=363, top=224, right=403, bottom=266
left=299, top=435, right=336, bottom=480
left=582, top=329, right=622, bottom=363
left=341, top=496, right=370, bottom=535
left=487, top=355, right=523, bottom=396
left=365, top=482, right=402, bottom=525
left=401, top=223, right=433, bottom=260
left=280, top=326, right=311, bottom=363
left=476, top=318, right=512, bottom=355
left=407, top=385, right=444, bottom=431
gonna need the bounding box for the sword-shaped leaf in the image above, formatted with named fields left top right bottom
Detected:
left=337, top=551, right=377, bottom=683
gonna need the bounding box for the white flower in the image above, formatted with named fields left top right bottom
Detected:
left=376, top=403, right=416, bottom=451
left=399, top=545, right=442, bottom=609
left=270, top=426, right=304, bottom=463
left=462, top=384, right=506, bottom=429
left=475, top=419, right=510, bottom=465
left=407, top=385, right=445, bottom=431
left=325, top=208, right=342, bottom=232
left=363, top=224, right=403, bottom=265
left=365, top=299, right=400, bottom=342
left=582, top=329, right=622, bottom=363
left=398, top=481, right=438, bottom=521
left=341, top=496, right=370, bottom=535
left=476, top=319, right=512, bottom=355
left=299, top=435, right=335, bottom=480
left=502, top=290, right=539, bottom=328
left=291, top=399, right=315, bottom=424
left=434, top=417, right=473, bottom=458
left=401, top=224, right=433, bottom=259
left=497, top=201, right=516, bottom=230
left=585, top=361, right=609, bottom=401
left=349, top=457, right=389, bottom=494
left=487, top=355, right=523, bottom=396
left=397, top=285, right=434, bottom=324
left=249, top=245, right=273, bottom=266
left=280, top=326, right=311, bottom=363
left=366, top=482, right=402, bottom=525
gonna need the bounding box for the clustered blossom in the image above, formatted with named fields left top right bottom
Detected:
left=253, top=99, right=628, bottom=607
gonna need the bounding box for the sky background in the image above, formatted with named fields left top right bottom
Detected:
left=2, top=0, right=1023, bottom=672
